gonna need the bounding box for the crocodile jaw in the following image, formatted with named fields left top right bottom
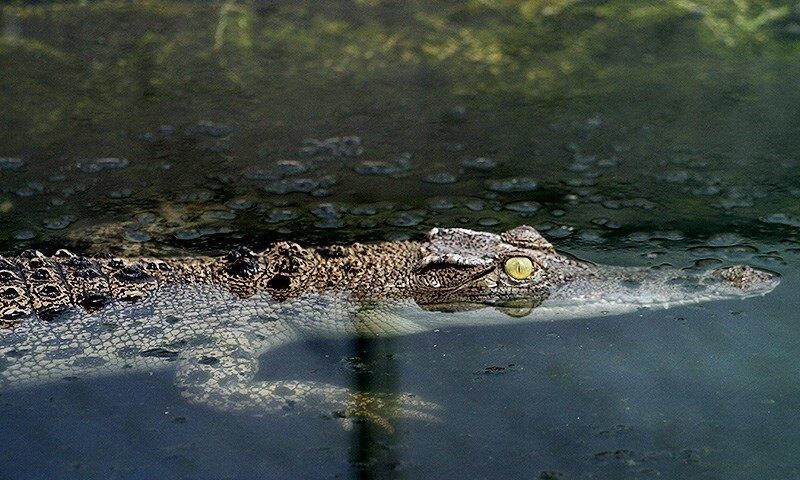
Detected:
left=517, top=264, right=780, bottom=320
left=397, top=264, right=779, bottom=329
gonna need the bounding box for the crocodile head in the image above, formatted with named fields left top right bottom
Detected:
left=411, top=226, right=779, bottom=319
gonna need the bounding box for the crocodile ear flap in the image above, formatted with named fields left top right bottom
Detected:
left=416, top=228, right=500, bottom=271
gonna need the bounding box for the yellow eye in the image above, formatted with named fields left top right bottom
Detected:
left=504, top=257, right=534, bottom=280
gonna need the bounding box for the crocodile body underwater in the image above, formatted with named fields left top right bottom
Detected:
left=0, top=226, right=779, bottom=424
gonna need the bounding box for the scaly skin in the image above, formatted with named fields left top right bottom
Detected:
left=0, top=226, right=779, bottom=426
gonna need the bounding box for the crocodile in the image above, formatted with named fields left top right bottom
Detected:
left=0, top=226, right=779, bottom=426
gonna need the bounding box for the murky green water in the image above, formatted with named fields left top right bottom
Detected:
left=1, top=1, right=799, bottom=478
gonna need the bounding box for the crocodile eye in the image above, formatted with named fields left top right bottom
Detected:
left=504, top=257, right=533, bottom=280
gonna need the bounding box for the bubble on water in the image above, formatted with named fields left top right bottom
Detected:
left=504, top=201, right=541, bottom=214
left=158, top=125, right=175, bottom=136
left=318, top=176, right=337, bottom=188
left=688, top=245, right=758, bottom=260
left=202, top=210, right=236, bottom=221
left=464, top=199, right=485, bottom=212
left=612, top=144, right=631, bottom=153
left=244, top=160, right=308, bottom=181
left=601, top=198, right=656, bottom=210
left=713, top=186, right=764, bottom=211
left=311, top=203, right=343, bottom=220
left=264, top=178, right=321, bottom=194
left=244, top=169, right=277, bottom=181
left=424, top=172, right=458, bottom=184
left=225, top=198, right=253, bottom=210
left=265, top=208, right=299, bottom=224
left=714, top=197, right=753, bottom=210
left=688, top=159, right=708, bottom=169
left=14, top=181, right=44, bottom=197
left=299, top=136, right=363, bottom=157
left=577, top=230, right=604, bottom=243
left=566, top=162, right=591, bottom=173
left=591, top=216, right=621, bottom=229
left=354, top=153, right=412, bottom=177
left=350, top=204, right=380, bottom=216
left=15, top=187, right=38, bottom=197
left=136, top=132, right=155, bottom=143
left=427, top=198, right=456, bottom=210
left=136, top=213, right=157, bottom=224
left=549, top=209, right=566, bottom=217
left=123, top=230, right=152, bottom=243
left=661, top=171, right=690, bottom=183
left=547, top=225, right=574, bottom=238
left=77, top=158, right=129, bottom=173
left=761, top=213, right=800, bottom=228
left=689, top=258, right=724, bottom=270
left=477, top=217, right=500, bottom=227
left=13, top=230, right=35, bottom=240
left=42, top=215, right=76, bottom=230
left=174, top=230, right=202, bottom=240
left=386, top=212, right=425, bottom=227
left=585, top=115, right=602, bottom=129
left=353, top=161, right=401, bottom=176
left=754, top=254, right=786, bottom=267
left=572, top=152, right=596, bottom=163
left=626, top=231, right=685, bottom=242
left=314, top=219, right=344, bottom=229
left=563, top=178, right=596, bottom=187
left=272, top=160, right=308, bottom=177
left=175, top=189, right=215, bottom=202
left=692, top=185, right=722, bottom=196
left=443, top=143, right=466, bottom=153
left=185, top=121, right=233, bottom=137
left=0, top=158, right=24, bottom=170
left=461, top=157, right=497, bottom=171
left=707, top=233, right=743, bottom=246
left=597, top=157, right=618, bottom=168
left=486, top=177, right=538, bottom=192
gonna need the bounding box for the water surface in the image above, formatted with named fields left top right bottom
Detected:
left=1, top=1, right=799, bottom=478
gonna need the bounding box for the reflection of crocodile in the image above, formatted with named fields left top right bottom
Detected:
left=0, top=226, right=779, bottom=425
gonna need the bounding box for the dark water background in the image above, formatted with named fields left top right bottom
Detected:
left=1, top=1, right=800, bottom=478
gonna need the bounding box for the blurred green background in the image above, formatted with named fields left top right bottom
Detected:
left=1, top=0, right=798, bottom=255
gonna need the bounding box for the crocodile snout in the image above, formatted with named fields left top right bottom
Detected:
left=713, top=265, right=780, bottom=294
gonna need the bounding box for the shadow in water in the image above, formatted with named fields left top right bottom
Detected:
left=349, top=335, right=400, bottom=480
